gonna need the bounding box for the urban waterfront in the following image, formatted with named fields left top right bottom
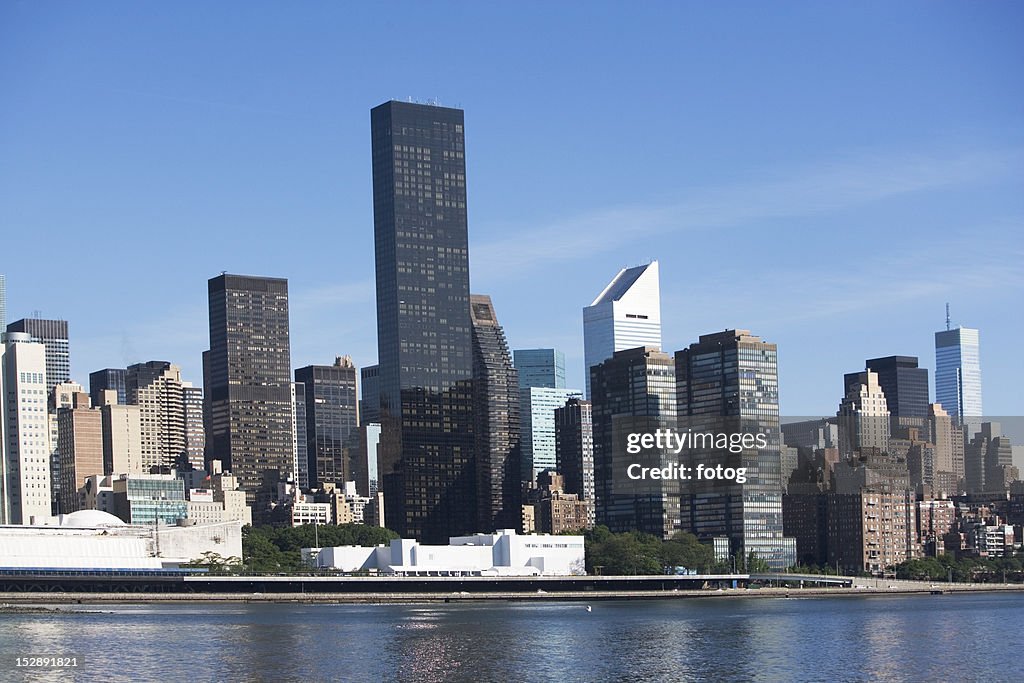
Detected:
left=3, top=593, right=1024, bottom=682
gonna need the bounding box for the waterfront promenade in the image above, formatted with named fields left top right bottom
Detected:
left=3, top=578, right=1022, bottom=605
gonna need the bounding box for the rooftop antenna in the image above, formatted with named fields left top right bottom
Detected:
left=945, top=303, right=951, bottom=331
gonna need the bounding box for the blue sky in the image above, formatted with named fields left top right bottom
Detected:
left=1, top=1, right=1022, bottom=419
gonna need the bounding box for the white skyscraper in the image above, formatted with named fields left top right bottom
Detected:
left=935, top=326, right=983, bottom=425
left=582, top=261, right=662, bottom=398
left=1, top=332, right=53, bottom=524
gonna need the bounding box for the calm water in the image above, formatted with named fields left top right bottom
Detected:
left=2, top=593, right=1023, bottom=682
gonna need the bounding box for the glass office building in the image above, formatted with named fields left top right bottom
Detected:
left=371, top=100, right=476, bottom=542
left=513, top=348, right=566, bottom=390
left=935, top=327, right=983, bottom=424
left=295, top=358, right=359, bottom=489
left=676, top=330, right=796, bottom=570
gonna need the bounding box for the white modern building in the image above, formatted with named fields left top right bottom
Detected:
left=1, top=332, right=53, bottom=524
left=0, top=509, right=243, bottom=569
left=304, top=529, right=585, bottom=577
left=582, top=261, right=662, bottom=398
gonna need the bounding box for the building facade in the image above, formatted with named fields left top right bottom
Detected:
left=182, top=383, right=205, bottom=471
left=592, top=346, right=677, bottom=539
left=56, top=391, right=103, bottom=513
left=470, top=295, right=521, bottom=533
left=520, top=387, right=581, bottom=480
left=513, top=348, right=566, bottom=390
left=370, top=100, right=476, bottom=542
left=126, top=361, right=187, bottom=473
left=1, top=333, right=53, bottom=524
left=89, top=368, right=127, bottom=408
left=675, top=330, right=795, bottom=570
left=582, top=261, right=661, bottom=398
left=205, top=274, right=293, bottom=520
left=837, top=370, right=891, bottom=457
left=6, top=318, right=70, bottom=396
left=96, top=390, right=143, bottom=475
left=845, top=356, right=929, bottom=420
left=554, top=396, right=596, bottom=527
left=295, top=357, right=359, bottom=490
left=935, top=326, right=983, bottom=425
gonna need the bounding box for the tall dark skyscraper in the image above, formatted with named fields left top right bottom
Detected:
left=675, top=330, right=796, bottom=570
left=204, top=274, right=292, bottom=517
left=470, top=295, right=520, bottom=533
left=371, top=99, right=475, bottom=542
left=843, top=356, right=929, bottom=419
left=6, top=318, right=70, bottom=396
left=295, top=357, right=359, bottom=490
left=554, top=396, right=596, bottom=527
left=591, top=346, right=677, bottom=538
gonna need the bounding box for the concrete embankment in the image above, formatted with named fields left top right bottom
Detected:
left=3, top=584, right=1023, bottom=605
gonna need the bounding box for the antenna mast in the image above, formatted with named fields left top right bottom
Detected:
left=945, top=303, right=951, bottom=331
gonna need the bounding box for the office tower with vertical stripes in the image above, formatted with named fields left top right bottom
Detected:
left=935, top=326, right=983, bottom=425
left=205, top=274, right=293, bottom=519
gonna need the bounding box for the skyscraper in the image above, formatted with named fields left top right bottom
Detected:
left=182, top=383, right=205, bottom=471
left=514, top=349, right=566, bottom=390
left=675, top=330, right=796, bottom=569
left=205, top=274, right=293, bottom=517
left=844, top=356, right=929, bottom=419
left=126, top=361, right=186, bottom=474
left=520, top=387, right=581, bottom=480
left=1, top=332, right=52, bottom=524
left=591, top=346, right=677, bottom=538
left=582, top=261, right=661, bottom=398
left=295, top=357, right=359, bottom=490
left=371, top=100, right=476, bottom=542
left=935, top=326, right=983, bottom=425
left=554, top=397, right=596, bottom=528
left=470, top=294, right=521, bottom=533
left=6, top=318, right=70, bottom=396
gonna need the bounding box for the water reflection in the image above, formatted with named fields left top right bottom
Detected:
left=0, top=595, right=1022, bottom=682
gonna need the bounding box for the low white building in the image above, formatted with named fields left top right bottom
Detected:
left=304, top=529, right=586, bottom=576
left=0, top=509, right=243, bottom=569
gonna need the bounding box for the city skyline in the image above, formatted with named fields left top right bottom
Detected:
left=1, top=2, right=1021, bottom=421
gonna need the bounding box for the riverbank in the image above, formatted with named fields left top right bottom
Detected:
left=3, top=583, right=1023, bottom=605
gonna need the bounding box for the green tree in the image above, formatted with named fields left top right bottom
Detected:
left=659, top=532, right=715, bottom=573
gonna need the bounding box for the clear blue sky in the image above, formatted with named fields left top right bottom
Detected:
left=2, top=1, right=1022, bottom=418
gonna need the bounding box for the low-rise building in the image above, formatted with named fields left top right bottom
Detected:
left=304, top=529, right=585, bottom=576
left=0, top=509, right=242, bottom=568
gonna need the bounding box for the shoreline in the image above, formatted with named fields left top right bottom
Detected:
left=3, top=584, right=1023, bottom=606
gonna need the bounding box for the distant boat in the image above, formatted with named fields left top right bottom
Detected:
left=585, top=605, right=592, bottom=612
